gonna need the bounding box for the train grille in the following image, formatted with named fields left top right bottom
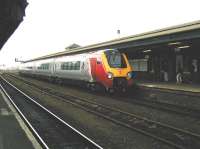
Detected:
left=113, top=77, right=127, bottom=89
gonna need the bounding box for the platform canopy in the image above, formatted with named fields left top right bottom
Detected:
left=25, top=20, right=200, bottom=62
left=0, top=0, right=28, bottom=50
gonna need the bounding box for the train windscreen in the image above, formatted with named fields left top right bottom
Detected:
left=105, top=50, right=127, bottom=68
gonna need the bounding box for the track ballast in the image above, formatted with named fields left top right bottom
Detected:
left=0, top=76, right=102, bottom=149
left=4, top=73, right=200, bottom=149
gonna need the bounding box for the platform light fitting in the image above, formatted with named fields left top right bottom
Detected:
left=177, top=45, right=190, bottom=49
left=168, top=42, right=181, bottom=45
left=143, top=49, right=151, bottom=53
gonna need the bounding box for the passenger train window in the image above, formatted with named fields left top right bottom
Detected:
left=26, top=66, right=33, bottom=69
left=62, top=62, right=69, bottom=70
left=105, top=50, right=127, bottom=68
left=66, top=62, right=69, bottom=70
left=68, top=62, right=72, bottom=70
left=97, top=57, right=101, bottom=64
left=61, top=61, right=80, bottom=70
left=97, top=61, right=101, bottom=64
left=38, top=63, right=50, bottom=70
left=75, top=61, right=80, bottom=70
left=72, top=62, right=76, bottom=70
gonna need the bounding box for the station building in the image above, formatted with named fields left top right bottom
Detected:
left=119, top=21, right=200, bottom=83
left=0, top=0, right=28, bottom=49
left=26, top=21, right=200, bottom=84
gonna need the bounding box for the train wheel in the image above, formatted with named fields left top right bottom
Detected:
left=48, top=77, right=54, bottom=83
left=87, top=83, right=99, bottom=92
left=95, top=83, right=105, bottom=92
left=107, top=88, right=114, bottom=94
left=55, top=78, right=62, bottom=85
left=90, top=83, right=96, bottom=91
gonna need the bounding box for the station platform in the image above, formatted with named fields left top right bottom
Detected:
left=136, top=81, right=200, bottom=95
left=0, top=89, right=41, bottom=149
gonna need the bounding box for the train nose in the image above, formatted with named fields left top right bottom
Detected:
left=113, top=77, right=127, bottom=90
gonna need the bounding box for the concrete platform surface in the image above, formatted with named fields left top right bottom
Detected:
left=0, top=89, right=41, bottom=149
left=137, top=81, right=200, bottom=93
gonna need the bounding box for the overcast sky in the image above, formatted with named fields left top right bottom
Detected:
left=0, top=0, right=200, bottom=67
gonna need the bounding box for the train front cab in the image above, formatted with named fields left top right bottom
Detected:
left=103, top=50, right=133, bottom=92
left=90, top=49, right=133, bottom=92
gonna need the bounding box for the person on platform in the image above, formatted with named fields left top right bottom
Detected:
left=176, top=68, right=183, bottom=83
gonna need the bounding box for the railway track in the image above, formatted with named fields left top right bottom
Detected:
left=0, top=76, right=102, bottom=149
left=6, top=73, right=200, bottom=121
left=4, top=74, right=200, bottom=149
left=9, top=73, right=200, bottom=119
left=118, top=95, right=200, bottom=119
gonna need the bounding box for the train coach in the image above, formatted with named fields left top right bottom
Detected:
left=19, top=49, right=134, bottom=92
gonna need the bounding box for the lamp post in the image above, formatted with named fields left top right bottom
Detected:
left=117, top=29, right=120, bottom=38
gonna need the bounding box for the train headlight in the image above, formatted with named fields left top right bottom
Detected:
left=127, top=72, right=132, bottom=79
left=107, top=72, right=113, bottom=79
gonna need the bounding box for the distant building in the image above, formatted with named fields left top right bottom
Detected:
left=65, top=43, right=81, bottom=51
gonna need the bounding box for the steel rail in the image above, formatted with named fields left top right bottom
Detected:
left=0, top=84, right=50, bottom=149
left=119, top=96, right=200, bottom=119
left=8, top=73, right=200, bottom=119
left=0, top=76, right=103, bottom=149
left=5, top=74, right=200, bottom=149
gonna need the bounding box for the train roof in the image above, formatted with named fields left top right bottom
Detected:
left=24, top=20, right=200, bottom=63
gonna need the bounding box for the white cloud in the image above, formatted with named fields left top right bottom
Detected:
left=0, top=0, right=200, bottom=67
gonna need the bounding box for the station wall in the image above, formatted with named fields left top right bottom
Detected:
left=127, top=45, right=200, bottom=83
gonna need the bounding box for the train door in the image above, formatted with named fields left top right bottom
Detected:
left=94, top=56, right=109, bottom=87
left=90, top=58, right=97, bottom=81
left=51, top=59, right=56, bottom=75
left=51, top=62, right=54, bottom=74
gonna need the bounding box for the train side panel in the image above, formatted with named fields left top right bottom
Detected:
left=20, top=61, right=35, bottom=76
left=19, top=49, right=134, bottom=91
left=34, top=59, right=53, bottom=77
left=89, top=53, right=112, bottom=88
left=53, top=54, right=93, bottom=82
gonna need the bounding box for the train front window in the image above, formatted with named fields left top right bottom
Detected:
left=105, top=50, right=127, bottom=68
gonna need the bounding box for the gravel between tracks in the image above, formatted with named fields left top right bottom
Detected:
left=2, top=74, right=175, bottom=149
left=9, top=74, right=200, bottom=136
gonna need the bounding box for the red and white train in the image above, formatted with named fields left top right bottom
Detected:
left=20, top=49, right=134, bottom=92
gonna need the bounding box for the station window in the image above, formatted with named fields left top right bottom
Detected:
left=129, top=59, right=148, bottom=71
